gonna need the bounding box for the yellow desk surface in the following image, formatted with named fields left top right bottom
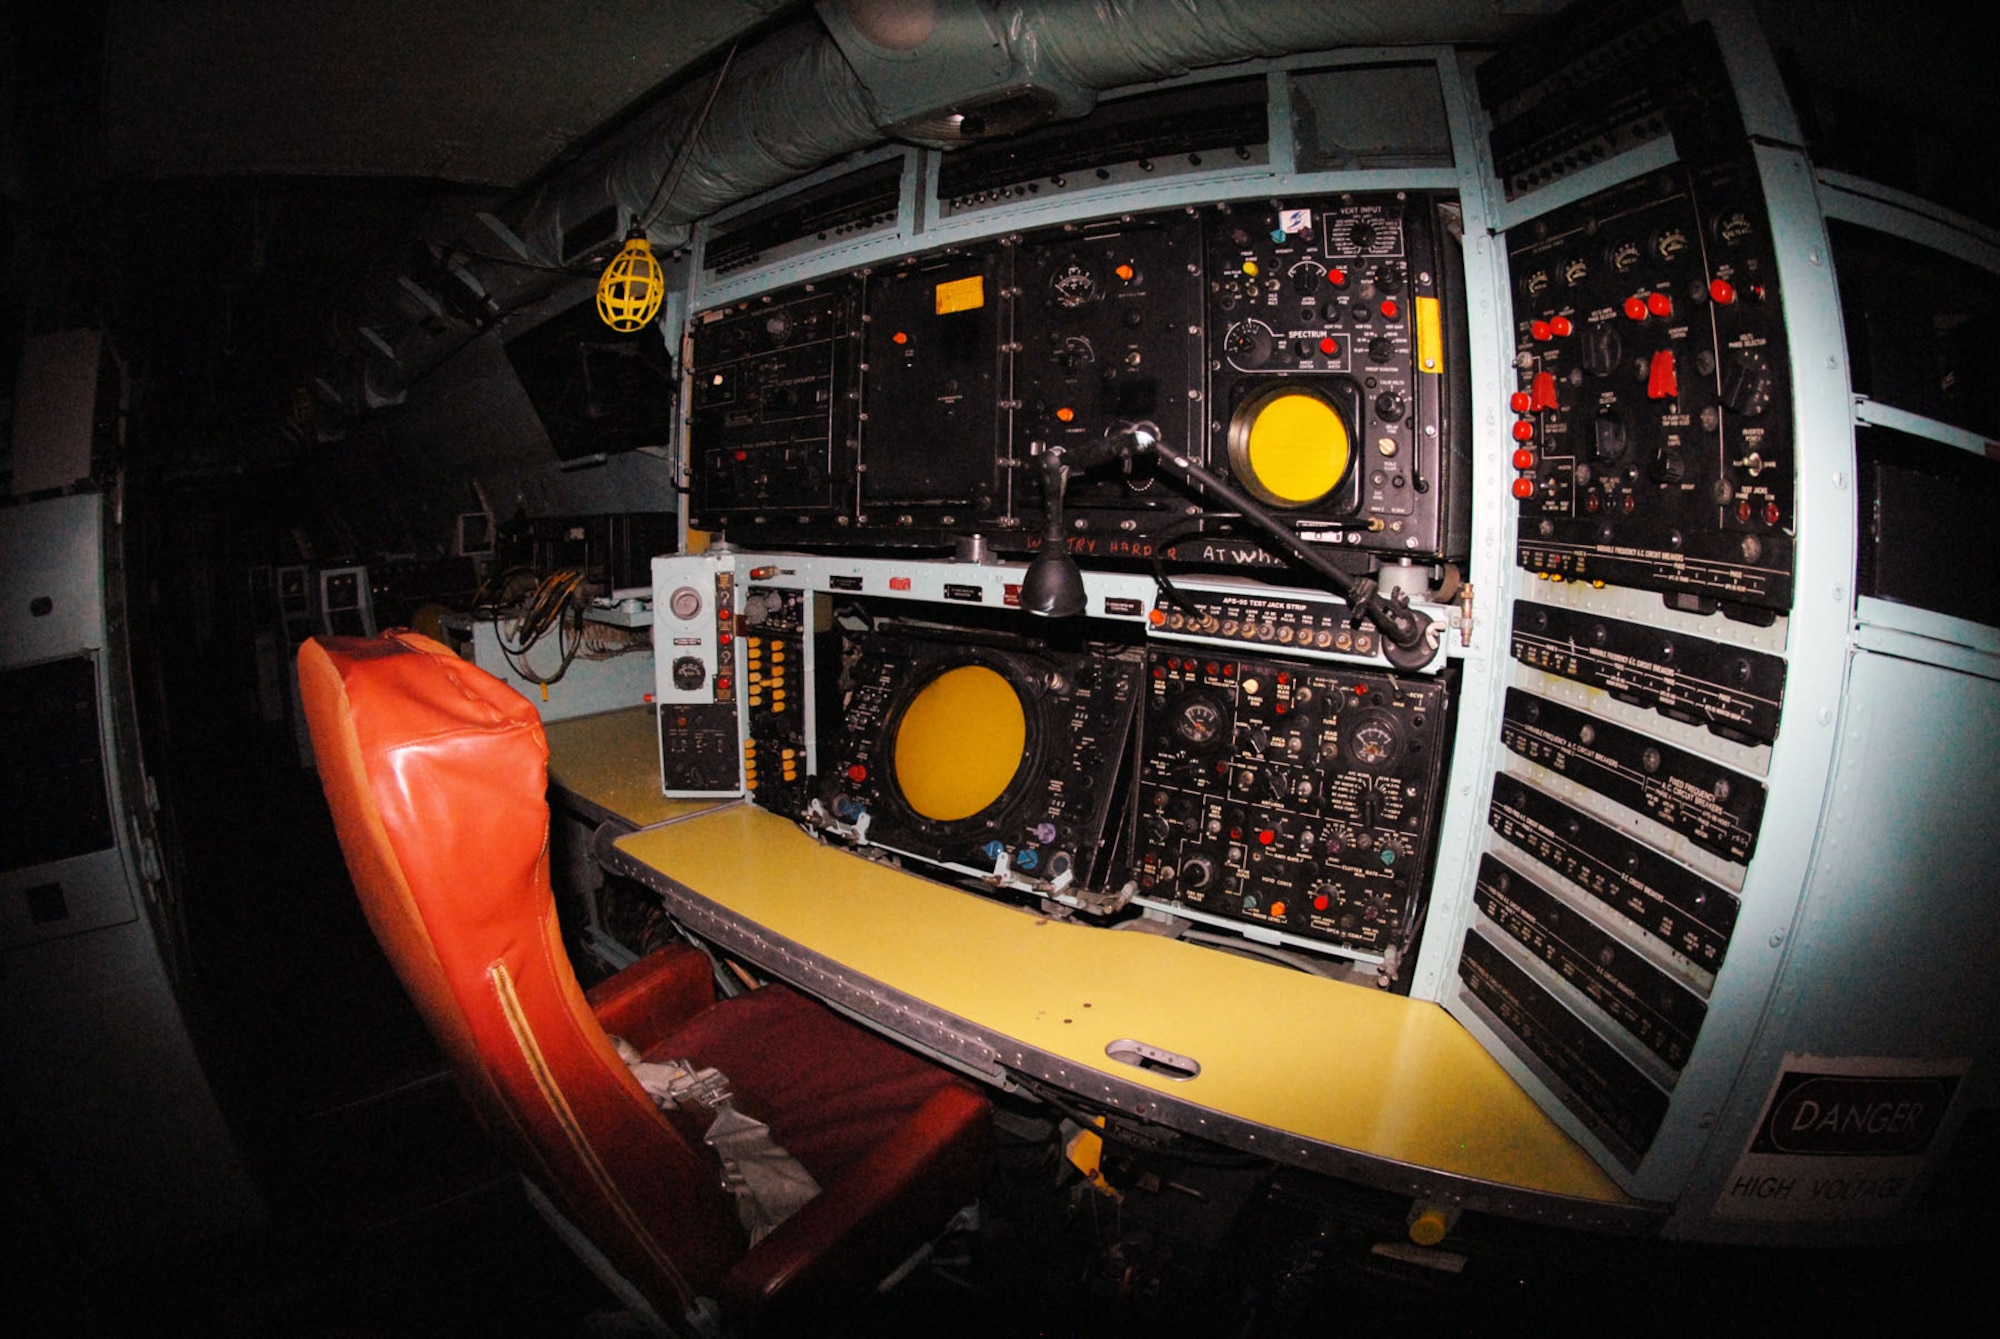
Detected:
left=544, top=706, right=723, bottom=830
left=611, top=804, right=1640, bottom=1222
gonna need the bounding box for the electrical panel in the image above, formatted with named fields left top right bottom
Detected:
left=652, top=553, right=742, bottom=796
left=1506, top=157, right=1795, bottom=618
left=1127, top=650, right=1452, bottom=963
left=687, top=195, right=1471, bottom=584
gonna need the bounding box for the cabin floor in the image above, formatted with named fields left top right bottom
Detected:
left=13, top=493, right=1989, bottom=1337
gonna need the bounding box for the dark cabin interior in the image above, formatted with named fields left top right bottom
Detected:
left=4, top=2, right=1998, bottom=1334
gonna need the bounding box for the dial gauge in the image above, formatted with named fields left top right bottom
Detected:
left=1047, top=257, right=1104, bottom=312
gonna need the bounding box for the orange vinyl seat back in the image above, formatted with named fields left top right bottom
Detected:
left=297, top=631, right=739, bottom=1313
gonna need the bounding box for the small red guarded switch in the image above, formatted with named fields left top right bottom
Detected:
left=1648, top=348, right=1679, bottom=400
left=1530, top=370, right=1560, bottom=411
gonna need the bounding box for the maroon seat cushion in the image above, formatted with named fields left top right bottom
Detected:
left=652, top=984, right=972, bottom=1185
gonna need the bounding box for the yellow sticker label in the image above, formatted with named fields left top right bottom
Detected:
left=934, top=274, right=986, bottom=315
left=1415, top=296, right=1444, bottom=374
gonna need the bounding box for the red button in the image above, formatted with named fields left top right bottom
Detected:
left=1381, top=299, right=1400, bottom=320
left=1510, top=390, right=1533, bottom=413
left=1647, top=291, right=1673, bottom=319
left=1530, top=319, right=1552, bottom=341
left=1647, top=348, right=1678, bottom=400
left=1313, top=893, right=1329, bottom=911
left=1623, top=295, right=1649, bottom=321
left=1512, top=477, right=1536, bottom=499
left=1513, top=448, right=1537, bottom=470
left=1258, top=830, right=1276, bottom=846
left=846, top=764, right=867, bottom=783
left=1550, top=315, right=1573, bottom=337
left=1512, top=419, right=1535, bottom=441
left=1531, top=370, right=1560, bottom=411
left=1709, top=278, right=1737, bottom=306
left=1319, top=336, right=1340, bottom=356
left=1328, top=266, right=1348, bottom=288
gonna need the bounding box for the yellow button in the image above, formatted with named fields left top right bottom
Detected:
left=1409, top=1210, right=1450, bottom=1247
left=1242, top=260, right=1259, bottom=277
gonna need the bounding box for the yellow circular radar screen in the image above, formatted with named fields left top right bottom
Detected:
left=893, top=665, right=1027, bottom=822
left=1232, top=390, right=1351, bottom=507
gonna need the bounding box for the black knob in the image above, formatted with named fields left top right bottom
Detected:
left=1367, top=336, right=1395, bottom=364
left=1593, top=412, right=1628, bottom=462
left=1374, top=389, right=1406, bottom=422
left=1581, top=323, right=1622, bottom=377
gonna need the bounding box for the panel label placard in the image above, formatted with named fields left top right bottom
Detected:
left=1717, top=1056, right=1966, bottom=1222
left=1511, top=600, right=1786, bottom=745
left=1501, top=687, right=1766, bottom=863
left=1488, top=775, right=1738, bottom=971
left=1459, top=929, right=1668, bottom=1167
left=1475, top=853, right=1707, bottom=1071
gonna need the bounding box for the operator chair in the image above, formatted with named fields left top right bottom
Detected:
left=298, top=630, right=990, bottom=1334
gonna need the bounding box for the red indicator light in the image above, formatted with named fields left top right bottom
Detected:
left=1736, top=499, right=1753, bottom=522
left=1510, top=390, right=1532, bottom=413
left=1550, top=315, right=1573, bottom=337
left=1709, top=278, right=1737, bottom=306
left=1276, top=672, right=1290, bottom=685
left=733, top=450, right=748, bottom=462
left=1530, top=319, right=1552, bottom=341
left=1647, top=291, right=1673, bottom=319
left=1257, top=830, right=1276, bottom=846
left=1328, top=267, right=1347, bottom=287
left=1206, top=662, right=1221, bottom=676
left=1512, top=419, right=1535, bottom=442
left=1513, top=447, right=1537, bottom=470
left=1353, top=684, right=1368, bottom=695
left=889, top=576, right=912, bottom=591
left=1623, top=295, right=1649, bottom=321
left=1319, top=336, right=1340, bottom=356
left=1512, top=477, right=1536, bottom=499
left=1313, top=893, right=1329, bottom=911
left=846, top=764, right=867, bottom=783
left=1764, top=501, right=1782, bottom=525
left=1380, top=299, right=1400, bottom=320
left=892, top=331, right=909, bottom=345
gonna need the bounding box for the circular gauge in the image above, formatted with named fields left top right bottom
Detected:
left=1221, top=319, right=1276, bottom=369
left=1521, top=267, right=1552, bottom=300
left=1340, top=707, right=1405, bottom=768
left=1713, top=208, right=1755, bottom=246
left=1047, top=257, right=1104, bottom=312
left=1226, top=382, right=1353, bottom=508
left=1173, top=694, right=1229, bottom=747
left=1562, top=255, right=1591, bottom=287
left=1652, top=227, right=1691, bottom=263
left=763, top=309, right=794, bottom=345
left=1607, top=238, right=1642, bottom=274
left=892, top=665, right=1027, bottom=822
left=668, top=586, right=703, bottom=620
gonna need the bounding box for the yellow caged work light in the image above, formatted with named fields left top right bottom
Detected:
left=596, top=231, right=664, bottom=331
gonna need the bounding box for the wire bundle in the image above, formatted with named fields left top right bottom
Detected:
left=479, top=568, right=587, bottom=689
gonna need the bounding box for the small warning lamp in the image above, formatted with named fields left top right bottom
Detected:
left=596, top=230, right=664, bottom=332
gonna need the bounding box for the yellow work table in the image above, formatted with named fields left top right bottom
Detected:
left=601, top=802, right=1652, bottom=1231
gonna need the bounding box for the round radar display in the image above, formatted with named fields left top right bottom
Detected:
left=892, top=665, right=1028, bottom=822
left=1227, top=384, right=1354, bottom=508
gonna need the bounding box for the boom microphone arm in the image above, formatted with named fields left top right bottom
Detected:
left=1020, top=426, right=1437, bottom=668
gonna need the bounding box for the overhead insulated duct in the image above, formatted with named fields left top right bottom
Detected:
left=815, top=0, right=1094, bottom=146
left=320, top=0, right=1535, bottom=422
